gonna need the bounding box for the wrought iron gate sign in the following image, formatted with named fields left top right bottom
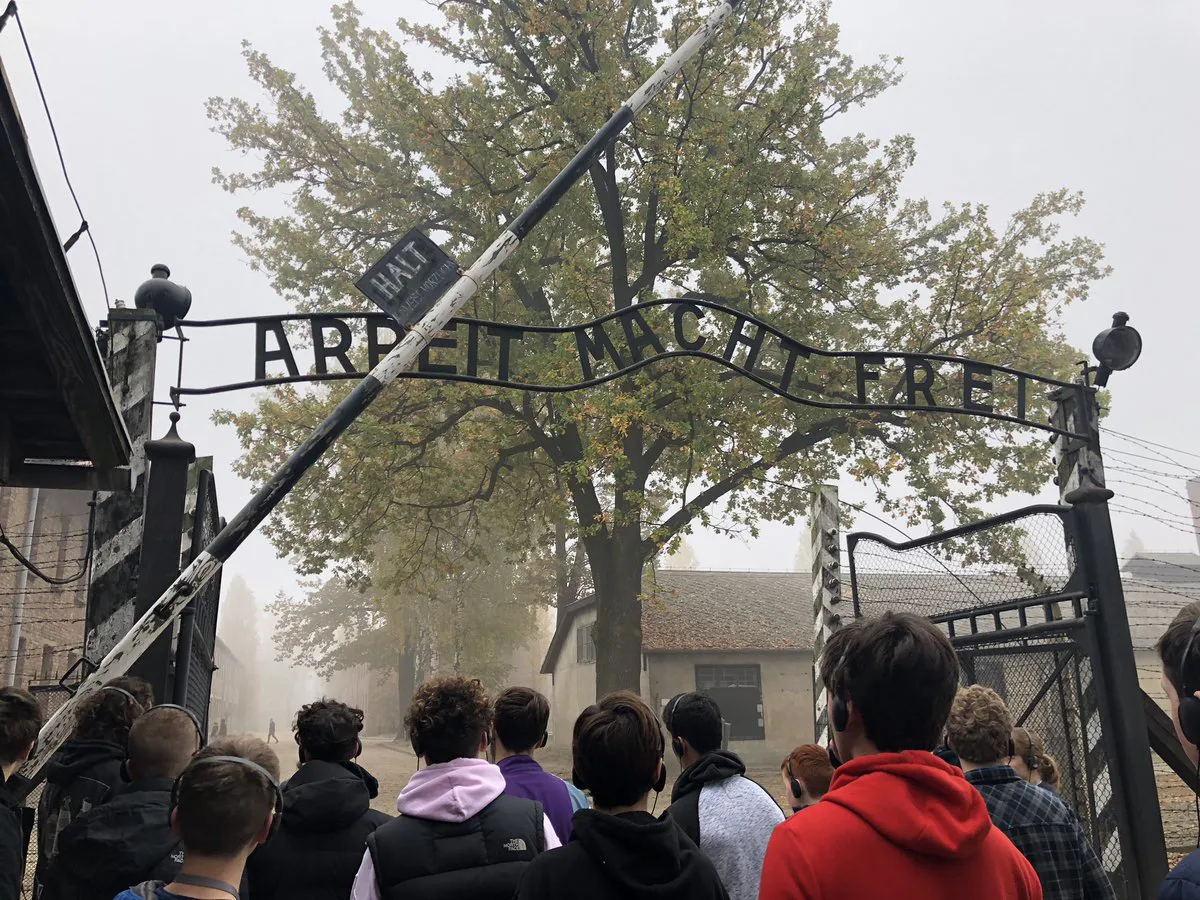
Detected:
left=175, top=299, right=1083, bottom=438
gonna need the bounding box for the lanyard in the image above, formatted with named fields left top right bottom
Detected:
left=172, top=874, right=240, bottom=900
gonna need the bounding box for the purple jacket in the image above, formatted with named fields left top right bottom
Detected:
left=497, top=754, right=575, bottom=844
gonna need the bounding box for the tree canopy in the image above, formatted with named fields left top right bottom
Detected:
left=210, top=0, right=1107, bottom=692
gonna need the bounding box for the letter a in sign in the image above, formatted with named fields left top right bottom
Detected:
left=355, top=228, right=461, bottom=327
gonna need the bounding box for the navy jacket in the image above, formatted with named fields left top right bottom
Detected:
left=1162, top=850, right=1200, bottom=900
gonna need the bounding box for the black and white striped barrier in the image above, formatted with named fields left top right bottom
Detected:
left=19, top=0, right=745, bottom=784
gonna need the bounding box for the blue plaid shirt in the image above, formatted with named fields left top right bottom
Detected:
left=965, top=766, right=1116, bottom=900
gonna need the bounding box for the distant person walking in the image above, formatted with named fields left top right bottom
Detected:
left=219, top=718, right=228, bottom=737
left=267, top=718, right=278, bottom=743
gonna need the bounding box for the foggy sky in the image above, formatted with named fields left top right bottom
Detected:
left=3, top=0, right=1197, bottom=624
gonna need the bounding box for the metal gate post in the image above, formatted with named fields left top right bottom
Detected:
left=128, top=412, right=195, bottom=701
left=1054, top=384, right=1167, bottom=897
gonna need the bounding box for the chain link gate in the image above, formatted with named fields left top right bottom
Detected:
left=847, top=504, right=1135, bottom=897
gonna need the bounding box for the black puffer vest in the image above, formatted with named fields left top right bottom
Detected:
left=367, top=794, right=544, bottom=900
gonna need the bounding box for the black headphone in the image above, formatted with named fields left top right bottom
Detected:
left=101, top=684, right=146, bottom=713
left=667, top=695, right=686, bottom=759
left=785, top=759, right=803, bottom=802
left=653, top=720, right=667, bottom=795
left=1180, top=619, right=1200, bottom=745
left=153, top=704, right=206, bottom=749
left=171, top=755, right=283, bottom=841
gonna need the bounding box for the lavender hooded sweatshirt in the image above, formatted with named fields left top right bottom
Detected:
left=350, top=758, right=559, bottom=900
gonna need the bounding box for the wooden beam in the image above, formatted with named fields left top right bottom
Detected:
left=3, top=462, right=132, bottom=493
left=0, top=58, right=131, bottom=471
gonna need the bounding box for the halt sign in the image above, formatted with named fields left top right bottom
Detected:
left=355, top=229, right=460, bottom=327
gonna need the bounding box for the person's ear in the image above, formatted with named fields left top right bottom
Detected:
left=20, top=740, right=35, bottom=764
left=355, top=739, right=362, bottom=759
left=537, top=732, right=548, bottom=750
left=479, top=731, right=490, bottom=755
left=255, top=812, right=275, bottom=845
left=169, top=806, right=182, bottom=836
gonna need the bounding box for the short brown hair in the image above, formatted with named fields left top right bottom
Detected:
left=820, top=612, right=960, bottom=752
left=406, top=676, right=492, bottom=764
left=174, top=736, right=280, bottom=856
left=74, top=677, right=153, bottom=745
left=128, top=707, right=200, bottom=780
left=946, top=686, right=1012, bottom=764
left=572, top=691, right=663, bottom=809
left=0, top=687, right=42, bottom=766
left=781, top=744, right=834, bottom=799
left=493, top=687, right=550, bottom=754
left=1157, top=602, right=1200, bottom=696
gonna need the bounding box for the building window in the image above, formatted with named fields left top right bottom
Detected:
left=576, top=622, right=596, bottom=665
left=695, top=664, right=765, bottom=741
left=40, top=645, right=55, bottom=681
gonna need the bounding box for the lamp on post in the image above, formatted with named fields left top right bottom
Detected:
left=1050, top=312, right=1165, bottom=897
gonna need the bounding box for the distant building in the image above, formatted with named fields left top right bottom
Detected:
left=0, top=487, right=91, bottom=693
left=540, top=569, right=813, bottom=762
left=1122, top=551, right=1200, bottom=709
left=209, top=637, right=247, bottom=732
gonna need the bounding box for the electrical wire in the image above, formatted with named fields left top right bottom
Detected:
left=0, top=496, right=95, bottom=585
left=4, top=2, right=111, bottom=309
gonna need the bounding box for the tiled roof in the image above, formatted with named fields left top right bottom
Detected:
left=642, top=569, right=811, bottom=651
left=1121, top=553, right=1200, bottom=586
left=540, top=569, right=811, bottom=673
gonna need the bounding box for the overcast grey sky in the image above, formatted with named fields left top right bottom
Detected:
left=3, top=0, right=1198, bottom=615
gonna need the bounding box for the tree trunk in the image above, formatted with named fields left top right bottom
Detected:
left=555, top=517, right=569, bottom=625
left=592, top=525, right=644, bottom=696
left=395, top=638, right=415, bottom=743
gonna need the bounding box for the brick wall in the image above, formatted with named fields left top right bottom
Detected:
left=0, top=486, right=90, bottom=692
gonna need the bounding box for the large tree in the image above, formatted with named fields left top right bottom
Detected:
left=210, top=0, right=1107, bottom=693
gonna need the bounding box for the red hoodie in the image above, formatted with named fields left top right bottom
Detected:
left=759, top=751, right=1042, bottom=900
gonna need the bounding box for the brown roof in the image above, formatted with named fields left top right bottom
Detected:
left=642, top=569, right=811, bottom=652
left=540, top=569, right=812, bottom=674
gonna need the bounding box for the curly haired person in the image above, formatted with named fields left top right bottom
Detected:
left=35, top=676, right=154, bottom=896
left=351, top=676, right=558, bottom=900
left=248, top=698, right=391, bottom=900
left=947, top=686, right=1114, bottom=900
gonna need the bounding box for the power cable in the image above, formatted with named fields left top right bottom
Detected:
left=2, top=2, right=111, bottom=309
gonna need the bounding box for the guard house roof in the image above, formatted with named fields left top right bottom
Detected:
left=0, top=59, right=130, bottom=490
left=540, top=569, right=813, bottom=674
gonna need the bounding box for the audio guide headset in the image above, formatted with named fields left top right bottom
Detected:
left=1179, top=618, right=1200, bottom=746
left=785, top=758, right=803, bottom=802
left=153, top=704, right=206, bottom=748
left=100, top=684, right=146, bottom=714
left=667, top=694, right=686, bottom=758
left=171, top=755, right=283, bottom=841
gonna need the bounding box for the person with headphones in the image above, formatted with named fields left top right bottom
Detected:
left=0, top=686, right=42, bottom=900
left=946, top=686, right=1115, bottom=900
left=41, top=706, right=204, bottom=900
left=351, top=676, right=558, bottom=900
left=662, top=692, right=783, bottom=900
left=779, top=744, right=834, bottom=814
left=35, top=676, right=154, bottom=896
left=760, top=613, right=1041, bottom=900
left=246, top=698, right=390, bottom=900
left=1156, top=601, right=1200, bottom=900
left=516, top=691, right=729, bottom=900
left=115, top=735, right=281, bottom=900
left=491, top=687, right=576, bottom=844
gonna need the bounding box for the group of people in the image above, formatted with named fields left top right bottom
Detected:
left=2, top=602, right=1200, bottom=899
